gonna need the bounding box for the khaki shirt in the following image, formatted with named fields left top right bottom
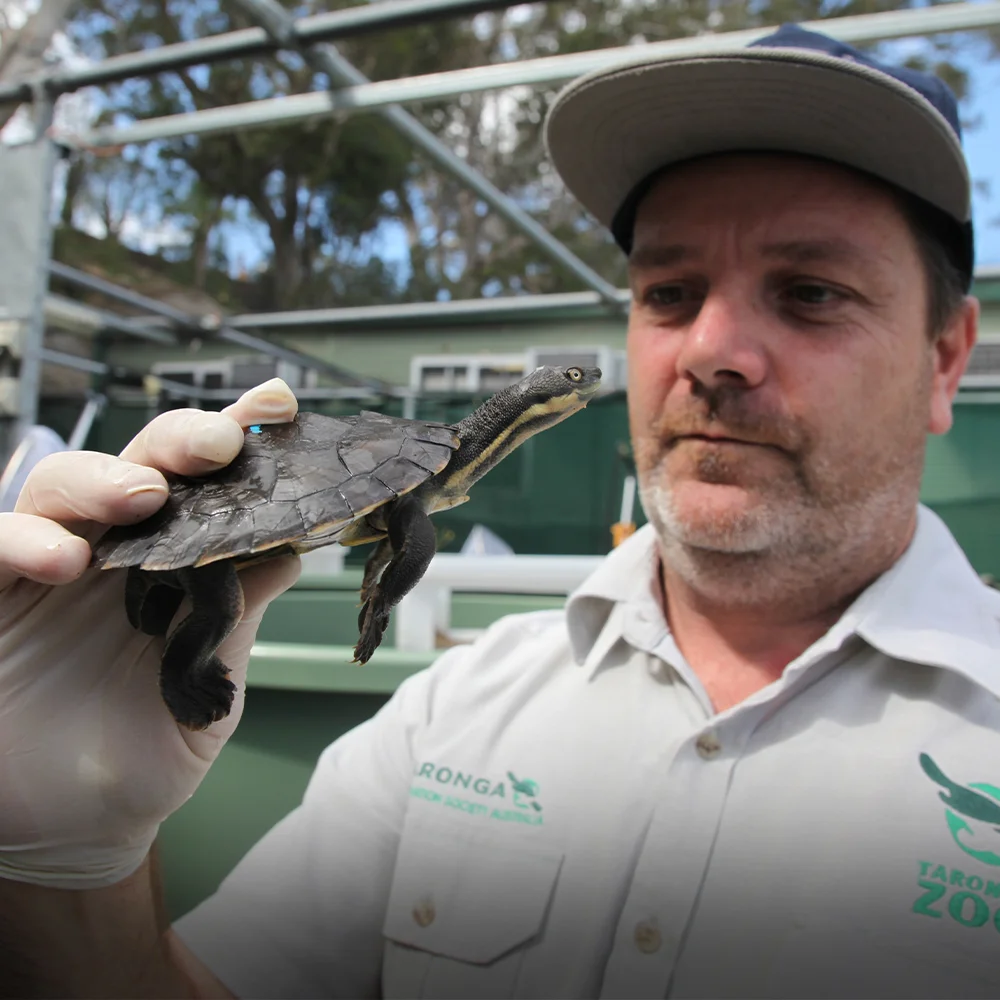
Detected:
left=177, top=505, right=1000, bottom=998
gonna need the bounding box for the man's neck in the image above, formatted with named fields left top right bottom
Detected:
left=658, top=570, right=851, bottom=712
left=656, top=515, right=917, bottom=713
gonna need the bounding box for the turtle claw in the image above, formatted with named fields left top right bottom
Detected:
left=161, top=656, right=236, bottom=731
left=354, top=597, right=390, bottom=664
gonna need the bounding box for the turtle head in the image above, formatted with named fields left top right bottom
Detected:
left=440, top=365, right=603, bottom=496
left=516, top=364, right=602, bottom=409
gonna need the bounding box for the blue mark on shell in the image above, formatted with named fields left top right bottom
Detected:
left=249, top=424, right=262, bottom=434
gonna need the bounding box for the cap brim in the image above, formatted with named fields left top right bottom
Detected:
left=544, top=47, right=971, bottom=236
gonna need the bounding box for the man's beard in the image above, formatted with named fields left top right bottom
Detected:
left=634, top=381, right=927, bottom=608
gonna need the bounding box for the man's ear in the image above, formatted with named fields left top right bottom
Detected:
left=928, top=295, right=978, bottom=437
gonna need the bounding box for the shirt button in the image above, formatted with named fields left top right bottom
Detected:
left=696, top=732, right=722, bottom=759
left=634, top=920, right=662, bottom=954
left=412, top=899, right=436, bottom=927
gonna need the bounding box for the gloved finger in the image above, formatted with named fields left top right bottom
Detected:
left=118, top=407, right=246, bottom=479
left=0, top=512, right=92, bottom=589
left=13, top=451, right=168, bottom=524
left=118, top=379, right=297, bottom=478
left=222, top=377, right=298, bottom=428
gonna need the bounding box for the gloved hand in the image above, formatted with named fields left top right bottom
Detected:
left=0, top=379, right=302, bottom=889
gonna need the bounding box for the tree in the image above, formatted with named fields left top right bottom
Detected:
left=61, top=0, right=459, bottom=308
left=56, top=0, right=992, bottom=310
left=397, top=0, right=986, bottom=302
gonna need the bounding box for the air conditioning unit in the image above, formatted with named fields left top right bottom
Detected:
left=151, top=356, right=316, bottom=394
left=962, top=336, right=1000, bottom=389
left=151, top=360, right=231, bottom=392
left=524, top=346, right=627, bottom=393
left=410, top=353, right=526, bottom=394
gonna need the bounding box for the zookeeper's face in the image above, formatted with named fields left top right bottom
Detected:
left=626, top=153, right=973, bottom=572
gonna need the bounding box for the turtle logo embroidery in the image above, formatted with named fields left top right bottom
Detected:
left=507, top=771, right=542, bottom=812
left=920, top=753, right=1000, bottom=866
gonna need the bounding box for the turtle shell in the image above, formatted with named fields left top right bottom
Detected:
left=91, top=411, right=460, bottom=572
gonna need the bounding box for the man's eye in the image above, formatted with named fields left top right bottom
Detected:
left=644, top=285, right=686, bottom=307
left=788, top=283, right=842, bottom=306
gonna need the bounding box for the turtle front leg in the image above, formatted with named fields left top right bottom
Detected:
left=159, top=561, right=245, bottom=730
left=359, top=537, right=393, bottom=606
left=354, top=498, right=435, bottom=664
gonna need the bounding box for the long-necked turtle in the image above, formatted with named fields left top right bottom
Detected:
left=92, top=364, right=601, bottom=730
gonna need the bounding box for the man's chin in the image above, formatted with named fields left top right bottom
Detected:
left=642, top=481, right=788, bottom=555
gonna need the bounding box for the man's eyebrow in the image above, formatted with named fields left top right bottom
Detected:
left=627, top=244, right=699, bottom=269
left=627, top=239, right=884, bottom=271
left=760, top=238, right=884, bottom=269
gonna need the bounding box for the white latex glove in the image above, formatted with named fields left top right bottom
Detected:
left=0, top=379, right=302, bottom=889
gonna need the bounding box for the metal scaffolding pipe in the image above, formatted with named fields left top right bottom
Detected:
left=45, top=291, right=178, bottom=344
left=0, top=0, right=526, bottom=106
left=61, top=1, right=1000, bottom=149
left=47, top=260, right=399, bottom=394
left=40, top=346, right=109, bottom=376
left=48, top=260, right=199, bottom=328
left=228, top=289, right=630, bottom=328
left=39, top=347, right=204, bottom=398
left=320, top=48, right=622, bottom=304
left=157, top=384, right=386, bottom=402
left=232, top=0, right=622, bottom=304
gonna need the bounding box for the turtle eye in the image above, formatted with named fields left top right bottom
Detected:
left=567, top=367, right=583, bottom=382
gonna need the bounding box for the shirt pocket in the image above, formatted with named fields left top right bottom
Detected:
left=381, top=811, right=564, bottom=999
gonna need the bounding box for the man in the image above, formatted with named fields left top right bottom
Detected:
left=0, top=23, right=996, bottom=999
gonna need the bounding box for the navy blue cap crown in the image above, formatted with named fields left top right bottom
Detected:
left=749, top=24, right=964, bottom=143
left=609, top=23, right=974, bottom=290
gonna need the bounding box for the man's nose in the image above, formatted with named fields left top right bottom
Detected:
left=675, top=290, right=768, bottom=390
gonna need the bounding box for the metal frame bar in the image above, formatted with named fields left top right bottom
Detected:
left=60, top=2, right=1000, bottom=149
left=0, top=0, right=523, bottom=105
left=40, top=346, right=204, bottom=398
left=233, top=0, right=622, bottom=304
left=38, top=348, right=384, bottom=403
left=47, top=261, right=399, bottom=394
left=0, top=133, right=58, bottom=462
left=226, top=289, right=629, bottom=328
left=45, top=291, right=178, bottom=344
left=65, top=392, right=106, bottom=449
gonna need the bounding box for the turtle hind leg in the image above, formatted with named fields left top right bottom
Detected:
left=354, top=498, right=435, bottom=664
left=359, top=537, right=392, bottom=606
left=125, top=567, right=184, bottom=636
left=159, top=561, right=245, bottom=731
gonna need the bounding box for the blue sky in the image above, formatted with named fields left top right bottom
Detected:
left=961, top=50, right=1000, bottom=266
left=875, top=31, right=1000, bottom=268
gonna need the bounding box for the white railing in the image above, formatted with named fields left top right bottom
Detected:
left=394, top=553, right=603, bottom=652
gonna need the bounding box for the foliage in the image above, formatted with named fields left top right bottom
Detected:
left=55, top=0, right=994, bottom=312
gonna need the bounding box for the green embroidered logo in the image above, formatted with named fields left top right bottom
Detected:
left=508, top=771, right=542, bottom=813
left=920, top=753, right=1000, bottom=867
left=410, top=762, right=544, bottom=825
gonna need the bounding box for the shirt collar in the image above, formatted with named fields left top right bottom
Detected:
left=566, top=505, right=1000, bottom=695
left=846, top=504, right=1000, bottom=696
left=566, top=522, right=660, bottom=667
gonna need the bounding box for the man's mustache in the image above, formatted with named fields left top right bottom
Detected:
left=653, top=385, right=804, bottom=454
